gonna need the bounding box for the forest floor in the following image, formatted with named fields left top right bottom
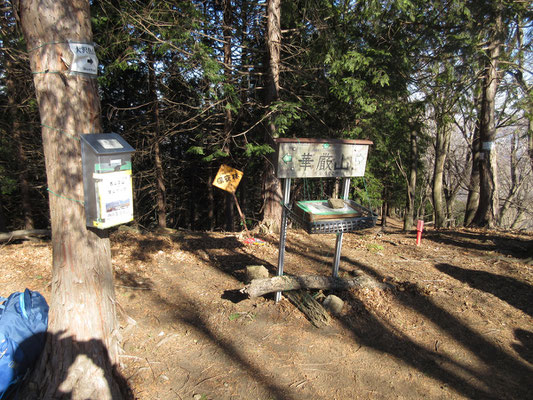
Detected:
left=2, top=218, right=533, bottom=400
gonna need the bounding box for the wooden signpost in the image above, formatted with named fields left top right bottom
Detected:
left=273, top=138, right=374, bottom=302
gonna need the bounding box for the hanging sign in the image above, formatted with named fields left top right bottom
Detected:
left=212, top=164, right=243, bottom=193
left=69, top=42, right=98, bottom=77
left=275, top=138, right=372, bottom=178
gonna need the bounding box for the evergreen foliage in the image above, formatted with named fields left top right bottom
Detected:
left=0, top=0, right=531, bottom=231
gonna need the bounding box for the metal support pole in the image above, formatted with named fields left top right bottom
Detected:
left=332, top=178, right=351, bottom=277
left=275, top=178, right=291, bottom=302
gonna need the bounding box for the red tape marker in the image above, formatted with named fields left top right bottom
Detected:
left=416, top=220, right=424, bottom=246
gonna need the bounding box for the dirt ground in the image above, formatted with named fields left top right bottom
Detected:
left=2, top=219, right=533, bottom=400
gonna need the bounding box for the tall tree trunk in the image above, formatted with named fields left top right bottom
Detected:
left=498, top=132, right=523, bottom=227
left=519, top=97, right=532, bottom=174
left=464, top=117, right=480, bottom=226
left=512, top=18, right=533, bottom=172
left=147, top=47, right=167, bottom=229
left=432, top=119, right=451, bottom=228
left=444, top=186, right=457, bottom=227
left=223, top=0, right=235, bottom=232
left=471, top=10, right=503, bottom=228
left=509, top=208, right=524, bottom=230
left=260, top=0, right=283, bottom=233
left=18, top=1, right=125, bottom=398
left=417, top=179, right=431, bottom=221
left=381, top=187, right=388, bottom=227
left=403, top=128, right=418, bottom=231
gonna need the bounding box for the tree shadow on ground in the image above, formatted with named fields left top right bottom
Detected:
left=423, top=229, right=533, bottom=261
left=341, top=255, right=533, bottom=400
left=513, top=329, right=533, bottom=365
left=112, top=229, right=532, bottom=398
left=10, top=333, right=133, bottom=399
left=180, top=236, right=275, bottom=279
left=436, top=263, right=533, bottom=317
left=145, top=231, right=532, bottom=398
left=145, top=286, right=302, bottom=400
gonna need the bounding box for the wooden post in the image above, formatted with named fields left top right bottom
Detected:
left=232, top=192, right=251, bottom=238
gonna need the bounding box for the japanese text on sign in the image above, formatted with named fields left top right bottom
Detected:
left=94, top=171, right=133, bottom=228
left=276, top=140, right=370, bottom=178
left=212, top=164, right=243, bottom=193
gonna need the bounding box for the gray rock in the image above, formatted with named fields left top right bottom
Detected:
left=323, top=294, right=344, bottom=315
left=245, top=265, right=269, bottom=282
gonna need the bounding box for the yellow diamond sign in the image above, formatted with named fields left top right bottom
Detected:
left=212, top=164, right=243, bottom=193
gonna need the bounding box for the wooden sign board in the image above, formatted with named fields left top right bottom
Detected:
left=274, top=138, right=372, bottom=178
left=212, top=164, right=243, bottom=193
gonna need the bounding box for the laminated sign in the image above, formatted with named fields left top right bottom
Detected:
left=212, top=165, right=243, bottom=193
left=94, top=170, right=134, bottom=229
left=69, top=42, right=98, bottom=76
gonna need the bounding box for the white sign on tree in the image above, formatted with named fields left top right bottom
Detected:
left=69, top=42, right=98, bottom=76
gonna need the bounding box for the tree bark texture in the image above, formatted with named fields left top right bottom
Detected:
left=241, top=274, right=386, bottom=298
left=432, top=118, right=452, bottom=228
left=285, top=290, right=331, bottom=328
left=472, top=10, right=502, bottom=228
left=528, top=113, right=533, bottom=172
left=381, top=187, right=389, bottom=227
left=147, top=47, right=167, bottom=229
left=403, top=128, right=418, bottom=231
left=498, top=132, right=523, bottom=226
left=18, top=1, right=124, bottom=398
left=147, top=46, right=167, bottom=229
left=464, top=118, right=480, bottom=226
left=513, top=20, right=533, bottom=173
left=261, top=0, right=283, bottom=233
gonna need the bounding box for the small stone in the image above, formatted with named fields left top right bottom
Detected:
left=328, top=198, right=345, bottom=209
left=323, top=295, right=344, bottom=315
left=245, top=265, right=269, bottom=283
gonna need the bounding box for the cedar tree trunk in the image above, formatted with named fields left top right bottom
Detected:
left=147, top=46, right=167, bottom=229
left=464, top=118, right=480, bottom=226
left=403, top=127, right=418, bottom=231
left=432, top=118, right=451, bottom=228
left=18, top=0, right=125, bottom=398
left=261, top=0, right=283, bottom=233
left=471, top=10, right=502, bottom=228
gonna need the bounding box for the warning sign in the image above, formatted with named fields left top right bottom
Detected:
left=212, top=164, right=243, bottom=193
